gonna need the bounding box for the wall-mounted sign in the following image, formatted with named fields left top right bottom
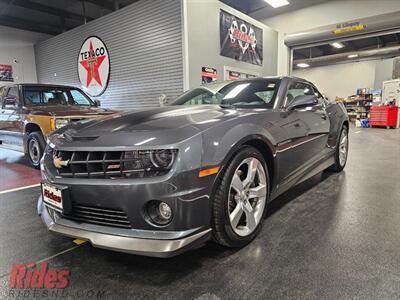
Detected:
left=0, top=64, right=13, bottom=82
left=333, top=21, right=367, bottom=35
left=219, top=10, right=263, bottom=66
left=78, top=36, right=110, bottom=97
left=201, top=67, right=217, bottom=84
left=228, top=71, right=241, bottom=81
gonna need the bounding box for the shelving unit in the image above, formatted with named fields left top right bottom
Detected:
left=341, top=94, right=373, bottom=122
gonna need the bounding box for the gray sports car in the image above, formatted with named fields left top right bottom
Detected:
left=38, top=76, right=349, bottom=257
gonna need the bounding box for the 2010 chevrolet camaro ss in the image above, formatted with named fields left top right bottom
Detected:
left=38, top=77, right=349, bottom=257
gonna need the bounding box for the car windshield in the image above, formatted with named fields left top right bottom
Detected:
left=23, top=87, right=93, bottom=106
left=171, top=79, right=280, bottom=108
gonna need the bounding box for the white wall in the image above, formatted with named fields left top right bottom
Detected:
left=184, top=0, right=278, bottom=88
left=255, top=0, right=400, bottom=75
left=0, top=26, right=50, bottom=84
left=293, top=60, right=376, bottom=100
left=374, top=57, right=398, bottom=89
left=292, top=56, right=399, bottom=99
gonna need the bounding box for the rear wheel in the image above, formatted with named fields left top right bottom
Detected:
left=328, top=125, right=348, bottom=172
left=26, top=132, right=45, bottom=168
left=212, top=146, right=269, bottom=247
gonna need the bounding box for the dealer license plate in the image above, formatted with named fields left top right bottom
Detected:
left=42, top=183, right=63, bottom=211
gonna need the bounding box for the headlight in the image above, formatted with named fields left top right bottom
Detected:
left=150, top=149, right=176, bottom=168
left=122, top=149, right=177, bottom=174
left=51, top=118, right=69, bottom=130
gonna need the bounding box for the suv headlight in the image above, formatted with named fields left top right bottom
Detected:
left=51, top=118, right=69, bottom=130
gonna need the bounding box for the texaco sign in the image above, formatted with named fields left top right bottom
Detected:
left=78, top=36, right=110, bottom=97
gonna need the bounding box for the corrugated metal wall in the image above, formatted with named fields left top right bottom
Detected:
left=35, top=0, right=183, bottom=110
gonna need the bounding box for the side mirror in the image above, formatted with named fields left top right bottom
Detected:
left=287, top=95, right=318, bottom=111
left=4, top=97, right=16, bottom=108
left=94, top=99, right=101, bottom=107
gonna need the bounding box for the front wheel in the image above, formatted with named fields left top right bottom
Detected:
left=212, top=146, right=269, bottom=247
left=26, top=132, right=46, bottom=168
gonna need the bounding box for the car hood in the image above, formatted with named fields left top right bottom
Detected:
left=27, top=105, right=115, bottom=117
left=53, top=105, right=246, bottom=148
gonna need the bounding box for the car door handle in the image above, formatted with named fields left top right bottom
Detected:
left=321, top=114, right=327, bottom=120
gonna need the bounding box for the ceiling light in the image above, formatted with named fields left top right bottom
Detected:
left=331, top=42, right=345, bottom=49
left=296, top=63, right=310, bottom=68
left=264, top=0, right=290, bottom=8
left=347, top=54, right=359, bottom=58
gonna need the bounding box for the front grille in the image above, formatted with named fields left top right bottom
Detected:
left=62, top=203, right=132, bottom=229
left=53, top=150, right=167, bottom=179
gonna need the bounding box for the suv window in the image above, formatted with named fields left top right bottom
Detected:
left=23, top=87, right=93, bottom=106
left=285, top=81, right=315, bottom=107
left=70, top=90, right=91, bottom=105
left=3, top=87, right=19, bottom=109
left=0, top=86, right=5, bottom=106
left=7, top=87, right=18, bottom=98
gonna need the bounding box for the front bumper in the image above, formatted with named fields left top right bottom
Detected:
left=38, top=196, right=212, bottom=257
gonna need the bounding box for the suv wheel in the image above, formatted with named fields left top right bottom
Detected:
left=212, top=146, right=269, bottom=247
left=26, top=132, right=45, bottom=168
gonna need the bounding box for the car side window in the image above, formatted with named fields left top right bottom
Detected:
left=67, top=90, right=92, bottom=106
left=313, top=86, right=331, bottom=106
left=25, top=90, right=42, bottom=104
left=0, top=87, right=5, bottom=106
left=285, top=81, right=314, bottom=107
left=311, top=85, right=328, bottom=106
left=3, top=87, right=19, bottom=109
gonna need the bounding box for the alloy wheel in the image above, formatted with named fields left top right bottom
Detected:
left=29, top=139, right=40, bottom=165
left=339, top=128, right=348, bottom=167
left=228, top=157, right=267, bottom=237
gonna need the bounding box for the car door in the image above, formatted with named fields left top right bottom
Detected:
left=283, top=80, right=331, bottom=179
left=0, top=86, right=24, bottom=145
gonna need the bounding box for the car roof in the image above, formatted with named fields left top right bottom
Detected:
left=17, top=83, right=80, bottom=89
left=200, top=76, right=312, bottom=91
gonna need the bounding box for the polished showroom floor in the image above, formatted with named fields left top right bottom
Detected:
left=1, top=126, right=400, bottom=299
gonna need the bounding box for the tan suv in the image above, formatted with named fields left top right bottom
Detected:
left=0, top=84, right=115, bottom=167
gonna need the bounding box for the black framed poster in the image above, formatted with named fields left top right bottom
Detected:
left=219, top=10, right=263, bottom=66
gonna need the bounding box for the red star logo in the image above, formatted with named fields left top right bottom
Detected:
left=79, top=41, right=106, bottom=87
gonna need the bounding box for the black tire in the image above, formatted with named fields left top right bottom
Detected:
left=212, top=146, right=269, bottom=248
left=328, top=125, right=348, bottom=172
left=26, top=131, right=46, bottom=168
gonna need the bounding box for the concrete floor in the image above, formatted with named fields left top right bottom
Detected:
left=0, top=147, right=41, bottom=191
left=0, top=126, right=399, bottom=299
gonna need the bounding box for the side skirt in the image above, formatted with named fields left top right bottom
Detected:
left=270, top=153, right=335, bottom=201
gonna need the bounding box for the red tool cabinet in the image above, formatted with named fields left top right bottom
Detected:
left=369, top=106, right=398, bottom=128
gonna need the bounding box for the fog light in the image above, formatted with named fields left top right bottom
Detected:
left=159, top=202, right=172, bottom=220
left=145, top=200, right=173, bottom=226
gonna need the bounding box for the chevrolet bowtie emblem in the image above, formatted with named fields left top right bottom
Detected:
left=53, top=156, right=69, bottom=169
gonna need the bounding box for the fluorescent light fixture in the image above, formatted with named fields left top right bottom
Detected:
left=296, top=63, right=310, bottom=68
left=264, top=0, right=290, bottom=8
left=347, top=54, right=359, bottom=58
left=331, top=42, right=345, bottom=49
